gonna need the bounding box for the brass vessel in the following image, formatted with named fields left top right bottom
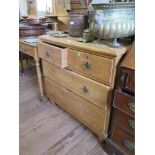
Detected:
left=89, top=0, right=135, bottom=47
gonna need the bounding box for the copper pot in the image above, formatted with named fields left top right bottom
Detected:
left=26, top=17, right=47, bottom=25
left=19, top=22, right=45, bottom=37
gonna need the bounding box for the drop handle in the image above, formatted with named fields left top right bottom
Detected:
left=128, top=103, right=135, bottom=112
left=83, top=61, right=92, bottom=69
left=123, top=140, right=135, bottom=151
left=46, top=51, right=52, bottom=58
left=81, top=86, right=89, bottom=93
left=128, top=120, right=135, bottom=129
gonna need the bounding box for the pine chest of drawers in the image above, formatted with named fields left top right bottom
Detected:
left=38, top=35, right=128, bottom=140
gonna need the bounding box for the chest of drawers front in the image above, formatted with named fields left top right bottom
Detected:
left=38, top=39, right=127, bottom=140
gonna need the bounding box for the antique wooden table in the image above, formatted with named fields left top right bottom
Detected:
left=19, top=37, right=46, bottom=102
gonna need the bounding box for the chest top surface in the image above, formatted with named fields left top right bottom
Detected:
left=39, top=35, right=130, bottom=58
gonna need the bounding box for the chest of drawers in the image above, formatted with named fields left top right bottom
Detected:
left=102, top=43, right=135, bottom=155
left=38, top=35, right=128, bottom=140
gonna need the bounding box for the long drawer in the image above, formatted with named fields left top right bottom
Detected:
left=38, top=42, right=68, bottom=68
left=67, top=48, right=114, bottom=85
left=19, top=42, right=35, bottom=57
left=113, top=110, right=134, bottom=135
left=43, top=60, right=110, bottom=110
left=111, top=125, right=135, bottom=155
left=44, top=77, right=109, bottom=139
left=114, top=90, right=135, bottom=117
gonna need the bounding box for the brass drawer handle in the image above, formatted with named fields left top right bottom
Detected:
left=81, top=86, right=89, bottom=93
left=123, top=140, right=135, bottom=151
left=46, top=51, right=52, bottom=58
left=83, top=61, right=92, bottom=69
left=128, top=103, right=135, bottom=112
left=120, top=73, right=126, bottom=83
left=128, top=120, right=135, bottom=129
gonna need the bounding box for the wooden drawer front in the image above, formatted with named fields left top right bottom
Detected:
left=119, top=70, right=135, bottom=93
left=67, top=48, right=114, bottom=85
left=114, top=110, right=135, bottom=135
left=114, top=90, right=135, bottom=117
left=111, top=126, right=135, bottom=155
left=45, top=78, right=108, bottom=139
left=38, top=42, right=67, bottom=68
left=19, top=42, right=35, bottom=57
left=43, top=60, right=110, bottom=110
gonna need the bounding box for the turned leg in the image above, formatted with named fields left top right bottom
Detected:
left=35, top=58, right=47, bottom=103
left=19, top=51, right=24, bottom=76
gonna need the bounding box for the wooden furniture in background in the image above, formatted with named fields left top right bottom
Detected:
left=27, top=0, right=37, bottom=15
left=71, top=0, right=90, bottom=13
left=46, top=0, right=69, bottom=31
left=19, top=39, right=46, bottom=102
left=102, top=43, right=135, bottom=155
left=38, top=35, right=129, bottom=140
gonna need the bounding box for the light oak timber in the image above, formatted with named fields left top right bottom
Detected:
left=19, top=39, right=46, bottom=102
left=39, top=35, right=129, bottom=58
left=38, top=35, right=128, bottom=141
left=121, top=42, right=135, bottom=70
left=67, top=48, right=114, bottom=85
left=19, top=71, right=108, bottom=155
left=38, top=41, right=68, bottom=68
left=19, top=42, right=35, bottom=57
left=45, top=78, right=109, bottom=139
left=42, top=60, right=110, bottom=110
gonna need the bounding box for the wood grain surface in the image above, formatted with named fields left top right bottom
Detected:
left=45, top=77, right=109, bottom=139
left=67, top=48, right=114, bottom=85
left=39, top=35, right=129, bottom=58
left=42, top=60, right=110, bottom=110
left=19, top=68, right=108, bottom=155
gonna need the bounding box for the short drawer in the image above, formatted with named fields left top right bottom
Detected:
left=44, top=77, right=108, bottom=139
left=38, top=42, right=67, bottom=68
left=67, top=48, right=114, bottom=85
left=111, top=125, right=135, bottom=155
left=42, top=60, right=110, bottom=110
left=119, top=69, right=135, bottom=93
left=113, top=90, right=135, bottom=117
left=19, top=42, right=35, bottom=57
left=113, top=110, right=134, bottom=135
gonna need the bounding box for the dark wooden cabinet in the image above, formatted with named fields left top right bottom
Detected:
left=113, top=110, right=134, bottom=136
left=114, top=90, right=135, bottom=117
left=111, top=125, right=135, bottom=155
left=102, top=43, right=135, bottom=155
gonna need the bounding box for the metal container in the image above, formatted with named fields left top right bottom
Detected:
left=19, top=22, right=45, bottom=37
left=68, top=13, right=88, bottom=37
left=89, top=0, right=135, bottom=46
left=26, top=17, right=47, bottom=25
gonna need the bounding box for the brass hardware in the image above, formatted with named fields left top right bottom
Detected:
left=84, top=61, right=92, bottom=69
left=128, top=120, right=135, bottom=129
left=46, top=51, right=51, bottom=58
left=123, top=140, right=135, bottom=151
left=120, top=72, right=126, bottom=84
left=128, top=103, right=135, bottom=112
left=82, top=86, right=89, bottom=93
